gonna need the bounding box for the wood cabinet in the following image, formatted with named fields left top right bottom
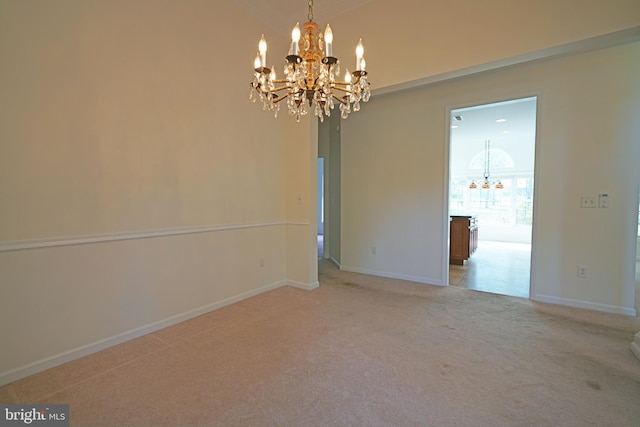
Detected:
left=449, top=216, right=478, bottom=265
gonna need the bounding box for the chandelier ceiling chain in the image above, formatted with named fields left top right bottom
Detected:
left=249, top=0, right=371, bottom=122
left=470, top=140, right=504, bottom=189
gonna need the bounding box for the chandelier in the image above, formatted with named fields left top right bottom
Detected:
left=469, top=140, right=504, bottom=189
left=249, top=0, right=371, bottom=122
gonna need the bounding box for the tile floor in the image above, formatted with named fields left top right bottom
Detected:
left=449, top=240, right=531, bottom=298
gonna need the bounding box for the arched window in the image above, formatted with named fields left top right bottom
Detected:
left=469, top=148, right=514, bottom=170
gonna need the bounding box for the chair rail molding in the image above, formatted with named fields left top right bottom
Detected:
left=0, top=220, right=310, bottom=253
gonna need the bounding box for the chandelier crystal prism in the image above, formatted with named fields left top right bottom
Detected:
left=469, top=140, right=504, bottom=189
left=249, top=0, right=371, bottom=122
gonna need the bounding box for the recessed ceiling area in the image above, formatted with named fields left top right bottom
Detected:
left=450, top=97, right=537, bottom=155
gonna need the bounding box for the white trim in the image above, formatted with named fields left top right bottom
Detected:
left=443, top=105, right=452, bottom=287
left=0, top=221, right=310, bottom=253
left=287, top=220, right=311, bottom=227
left=533, top=294, right=637, bottom=317
left=287, top=280, right=319, bottom=291
left=340, top=265, right=445, bottom=286
left=0, top=279, right=288, bottom=387
left=329, top=257, right=341, bottom=269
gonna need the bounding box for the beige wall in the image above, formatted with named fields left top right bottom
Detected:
left=285, top=117, right=318, bottom=288
left=0, top=0, right=291, bottom=239
left=341, top=41, right=640, bottom=314
left=0, top=0, right=317, bottom=384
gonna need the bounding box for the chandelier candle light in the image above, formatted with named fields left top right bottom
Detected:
left=249, top=0, right=371, bottom=122
left=469, top=140, right=504, bottom=189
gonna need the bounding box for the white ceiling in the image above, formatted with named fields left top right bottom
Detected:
left=234, top=1, right=539, bottom=145
left=450, top=97, right=538, bottom=174
left=451, top=98, right=537, bottom=149
left=231, top=0, right=375, bottom=36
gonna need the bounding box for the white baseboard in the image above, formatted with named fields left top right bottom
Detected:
left=0, top=280, right=287, bottom=387
left=533, top=294, right=637, bottom=317
left=287, top=280, right=319, bottom=290
left=340, top=265, right=443, bottom=286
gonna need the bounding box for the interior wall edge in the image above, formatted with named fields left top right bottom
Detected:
left=329, top=257, right=341, bottom=269
left=286, top=280, right=320, bottom=291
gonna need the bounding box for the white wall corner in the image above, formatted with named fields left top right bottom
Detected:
left=287, top=280, right=319, bottom=291
left=328, top=257, right=341, bottom=269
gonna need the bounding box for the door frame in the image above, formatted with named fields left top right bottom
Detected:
left=443, top=94, right=542, bottom=298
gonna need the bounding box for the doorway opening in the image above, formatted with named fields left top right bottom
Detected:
left=318, top=157, right=325, bottom=259
left=448, top=97, right=537, bottom=298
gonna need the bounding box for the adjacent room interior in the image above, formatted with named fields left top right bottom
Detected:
left=448, top=97, right=537, bottom=298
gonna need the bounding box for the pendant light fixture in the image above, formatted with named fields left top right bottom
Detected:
left=470, top=140, right=504, bottom=189
left=249, top=0, right=371, bottom=122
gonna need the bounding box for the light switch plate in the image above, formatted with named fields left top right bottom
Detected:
left=598, top=193, right=609, bottom=208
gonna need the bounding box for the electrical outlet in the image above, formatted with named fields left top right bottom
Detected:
left=580, top=196, right=597, bottom=208
left=577, top=265, right=588, bottom=278
left=371, top=246, right=376, bottom=255
left=259, top=258, right=264, bottom=268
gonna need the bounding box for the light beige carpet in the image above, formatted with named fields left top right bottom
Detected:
left=1, top=260, right=639, bottom=426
